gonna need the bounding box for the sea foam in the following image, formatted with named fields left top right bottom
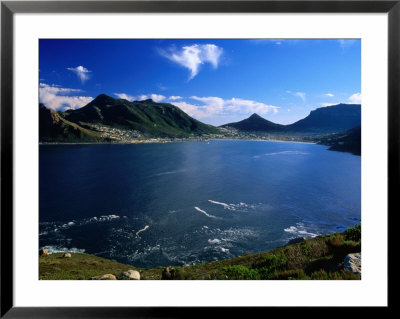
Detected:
left=194, top=207, right=219, bottom=219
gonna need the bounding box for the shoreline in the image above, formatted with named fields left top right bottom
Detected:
left=39, top=137, right=318, bottom=146
left=39, top=224, right=361, bottom=280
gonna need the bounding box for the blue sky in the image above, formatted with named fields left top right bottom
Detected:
left=39, top=39, right=361, bottom=126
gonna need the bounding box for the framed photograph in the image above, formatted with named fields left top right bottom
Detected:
left=1, top=0, right=396, bottom=316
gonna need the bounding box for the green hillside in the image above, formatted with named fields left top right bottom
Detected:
left=39, top=104, right=104, bottom=142
left=63, top=94, right=218, bottom=138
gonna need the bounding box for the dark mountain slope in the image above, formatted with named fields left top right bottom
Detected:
left=220, top=113, right=284, bottom=132
left=39, top=104, right=103, bottom=142
left=285, top=104, right=361, bottom=133
left=326, top=126, right=361, bottom=155
left=220, top=104, right=361, bottom=134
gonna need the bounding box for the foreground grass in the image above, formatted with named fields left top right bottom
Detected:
left=39, top=224, right=361, bottom=280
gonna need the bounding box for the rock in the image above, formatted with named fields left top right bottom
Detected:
left=286, top=237, right=306, bottom=246
left=120, top=269, right=140, bottom=280
left=91, top=274, right=117, bottom=280
left=162, top=266, right=175, bottom=280
left=63, top=253, right=72, bottom=258
left=39, top=249, right=50, bottom=256
left=344, top=253, right=361, bottom=275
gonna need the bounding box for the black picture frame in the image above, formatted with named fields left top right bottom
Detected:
left=1, top=0, right=396, bottom=317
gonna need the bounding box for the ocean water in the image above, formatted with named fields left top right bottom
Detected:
left=39, top=140, right=361, bottom=268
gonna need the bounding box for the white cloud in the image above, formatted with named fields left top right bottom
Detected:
left=286, top=90, right=306, bottom=102
left=114, top=93, right=135, bottom=101
left=167, top=96, right=183, bottom=101
left=137, top=94, right=166, bottom=102
left=67, top=65, right=91, bottom=83
left=171, top=96, right=279, bottom=119
left=325, top=93, right=334, bottom=97
left=114, top=93, right=166, bottom=103
left=294, top=92, right=306, bottom=102
left=348, top=92, right=361, bottom=104
left=160, top=44, right=223, bottom=79
left=39, top=83, right=93, bottom=110
left=321, top=102, right=338, bottom=107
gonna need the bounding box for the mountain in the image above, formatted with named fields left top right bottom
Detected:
left=323, top=126, right=361, bottom=156
left=63, top=94, right=218, bottom=137
left=286, top=104, right=361, bottom=133
left=220, top=113, right=285, bottom=132
left=220, top=104, right=361, bottom=134
left=39, top=94, right=219, bottom=142
left=39, top=104, right=104, bottom=142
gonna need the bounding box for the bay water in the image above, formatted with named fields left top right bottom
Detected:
left=39, top=140, right=361, bottom=268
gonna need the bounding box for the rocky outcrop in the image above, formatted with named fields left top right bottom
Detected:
left=120, top=269, right=140, bottom=280
left=344, top=253, right=361, bottom=275
left=161, top=266, right=176, bottom=280
left=63, top=253, right=72, bottom=258
left=39, top=249, right=50, bottom=256
left=91, top=274, right=117, bottom=280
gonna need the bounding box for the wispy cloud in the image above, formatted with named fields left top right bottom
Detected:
left=114, top=93, right=166, bottom=102
left=294, top=92, right=306, bottom=102
left=321, top=102, right=337, bottom=107
left=321, top=92, right=361, bottom=107
left=286, top=90, right=306, bottom=102
left=39, top=83, right=93, bottom=110
left=114, top=93, right=135, bottom=101
left=172, top=96, right=279, bottom=120
left=325, top=93, right=334, bottom=97
left=67, top=65, right=91, bottom=83
left=348, top=92, right=361, bottom=104
left=160, top=44, right=223, bottom=80
left=167, top=96, right=183, bottom=101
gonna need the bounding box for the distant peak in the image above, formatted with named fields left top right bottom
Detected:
left=249, top=113, right=262, bottom=119
left=93, top=94, right=114, bottom=102
left=141, top=99, right=155, bottom=103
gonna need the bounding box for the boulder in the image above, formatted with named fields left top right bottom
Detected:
left=91, top=274, right=117, bottom=280
left=120, top=269, right=140, bottom=280
left=39, top=249, right=50, bottom=256
left=344, top=253, right=361, bottom=275
left=162, top=266, right=175, bottom=280
left=63, top=253, right=72, bottom=258
left=286, top=237, right=306, bottom=246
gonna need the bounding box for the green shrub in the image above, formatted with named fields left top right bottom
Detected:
left=256, top=253, right=288, bottom=271
left=327, top=234, right=345, bottom=248
left=300, top=242, right=312, bottom=255
left=343, top=224, right=361, bottom=242
left=223, top=265, right=259, bottom=280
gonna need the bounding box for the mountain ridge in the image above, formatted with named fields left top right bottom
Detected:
left=40, top=94, right=219, bottom=142
left=220, top=103, right=361, bottom=133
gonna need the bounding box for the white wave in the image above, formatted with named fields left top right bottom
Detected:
left=194, top=207, right=219, bottom=219
left=208, top=238, right=221, bottom=244
left=208, top=200, right=257, bottom=212
left=136, top=225, right=150, bottom=237
left=254, top=150, right=309, bottom=158
left=284, top=223, right=319, bottom=238
left=220, top=247, right=230, bottom=253
left=40, top=245, right=85, bottom=254
left=208, top=200, right=233, bottom=209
